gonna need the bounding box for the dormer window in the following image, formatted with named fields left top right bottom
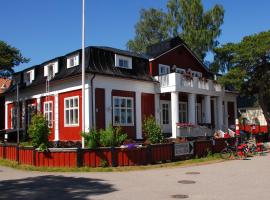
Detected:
left=67, top=54, right=79, bottom=68
left=44, top=61, right=58, bottom=80
left=115, top=54, right=132, bottom=69
left=25, top=70, right=35, bottom=85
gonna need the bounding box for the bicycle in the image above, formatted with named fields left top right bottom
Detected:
left=220, top=140, right=248, bottom=160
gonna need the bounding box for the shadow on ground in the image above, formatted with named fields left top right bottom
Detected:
left=0, top=175, right=117, bottom=200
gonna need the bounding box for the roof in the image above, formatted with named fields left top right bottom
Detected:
left=0, top=78, right=11, bottom=94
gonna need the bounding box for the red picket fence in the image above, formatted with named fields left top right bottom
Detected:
left=35, top=149, right=78, bottom=168
left=19, top=147, right=35, bottom=165
left=5, top=144, right=17, bottom=161
left=116, top=147, right=148, bottom=166
left=151, top=143, right=173, bottom=163
left=83, top=148, right=113, bottom=167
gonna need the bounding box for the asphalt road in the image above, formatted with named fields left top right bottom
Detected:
left=1, top=155, right=270, bottom=200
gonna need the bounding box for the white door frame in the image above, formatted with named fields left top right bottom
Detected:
left=160, top=100, right=171, bottom=133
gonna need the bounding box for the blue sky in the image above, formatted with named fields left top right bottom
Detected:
left=0, top=0, right=270, bottom=71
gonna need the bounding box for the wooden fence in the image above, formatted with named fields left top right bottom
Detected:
left=0, top=139, right=241, bottom=168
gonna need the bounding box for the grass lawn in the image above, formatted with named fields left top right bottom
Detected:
left=0, top=153, right=224, bottom=172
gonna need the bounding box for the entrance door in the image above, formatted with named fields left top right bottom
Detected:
left=160, top=101, right=171, bottom=133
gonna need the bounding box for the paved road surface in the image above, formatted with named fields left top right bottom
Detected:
left=1, top=155, right=270, bottom=200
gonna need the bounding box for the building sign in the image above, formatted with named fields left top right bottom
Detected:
left=174, top=142, right=194, bottom=156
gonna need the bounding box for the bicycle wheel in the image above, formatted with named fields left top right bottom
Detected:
left=220, top=148, right=233, bottom=159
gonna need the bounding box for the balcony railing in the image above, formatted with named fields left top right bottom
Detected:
left=155, top=73, right=223, bottom=95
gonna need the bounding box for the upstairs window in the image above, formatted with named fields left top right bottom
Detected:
left=115, top=54, right=132, bottom=69
left=24, top=70, right=35, bottom=85
left=191, top=70, right=202, bottom=78
left=159, top=64, right=170, bottom=75
left=67, top=54, right=79, bottom=68
left=175, top=68, right=186, bottom=74
left=44, top=61, right=58, bottom=80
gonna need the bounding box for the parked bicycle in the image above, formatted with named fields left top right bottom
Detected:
left=220, top=140, right=249, bottom=159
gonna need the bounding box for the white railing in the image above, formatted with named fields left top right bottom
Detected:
left=156, top=73, right=223, bottom=95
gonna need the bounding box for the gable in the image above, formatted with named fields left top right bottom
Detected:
left=150, top=45, right=211, bottom=77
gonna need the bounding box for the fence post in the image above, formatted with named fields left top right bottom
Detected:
left=3, top=143, right=6, bottom=159
left=33, top=148, right=36, bottom=166
left=111, top=147, right=117, bottom=167
left=16, top=145, right=20, bottom=163
left=171, top=143, right=175, bottom=161
left=76, top=148, right=82, bottom=168
left=147, top=145, right=152, bottom=164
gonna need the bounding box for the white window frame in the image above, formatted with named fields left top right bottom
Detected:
left=115, top=54, right=132, bottom=69
left=175, top=68, right=186, bottom=74
left=179, top=102, right=188, bottom=123
left=64, top=96, right=80, bottom=127
left=113, top=96, right=134, bottom=126
left=44, top=101, right=53, bottom=128
left=191, top=70, right=202, bottom=78
left=67, top=54, right=80, bottom=68
left=11, top=107, right=17, bottom=129
left=25, top=70, right=35, bottom=85
left=44, top=61, right=58, bottom=79
left=27, top=104, right=36, bottom=126
left=162, top=103, right=169, bottom=125
left=159, top=64, right=170, bottom=75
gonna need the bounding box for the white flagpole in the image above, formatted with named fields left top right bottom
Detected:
left=81, top=0, right=85, bottom=148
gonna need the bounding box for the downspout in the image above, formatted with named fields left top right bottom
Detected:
left=90, top=74, right=96, bottom=128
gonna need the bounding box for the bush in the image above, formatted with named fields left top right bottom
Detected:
left=82, top=129, right=100, bottom=148
left=143, top=116, right=164, bottom=144
left=27, top=113, right=50, bottom=149
left=100, top=125, right=127, bottom=147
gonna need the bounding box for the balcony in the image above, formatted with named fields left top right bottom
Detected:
left=155, top=73, right=223, bottom=96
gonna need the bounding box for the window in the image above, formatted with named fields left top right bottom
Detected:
left=113, top=96, right=134, bottom=126
left=115, top=54, right=132, bottom=69
left=11, top=107, right=17, bottom=129
left=162, top=103, right=169, bottom=124
left=179, top=102, right=187, bottom=123
left=44, top=61, right=58, bottom=79
left=159, top=64, right=170, bottom=75
left=191, top=70, right=202, bottom=78
left=44, top=101, right=53, bottom=128
left=175, top=68, right=186, bottom=74
left=27, top=104, right=36, bottom=126
left=64, top=96, right=79, bottom=126
left=24, top=70, right=35, bottom=85
left=67, top=54, right=79, bottom=68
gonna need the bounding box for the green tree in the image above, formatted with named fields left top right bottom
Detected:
left=0, top=40, right=29, bottom=77
left=126, top=8, right=169, bottom=53
left=127, top=0, right=224, bottom=60
left=212, top=30, right=270, bottom=133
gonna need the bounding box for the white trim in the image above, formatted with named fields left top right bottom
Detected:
left=5, top=102, right=8, bottom=129
left=43, top=101, right=53, bottom=128
left=64, top=96, right=80, bottom=127
left=112, top=96, right=134, bottom=126
left=159, top=64, right=170, bottom=75
left=54, top=94, right=59, bottom=141
left=115, top=54, right=132, bottom=69
left=67, top=54, right=79, bottom=68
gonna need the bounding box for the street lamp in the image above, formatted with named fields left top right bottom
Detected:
left=81, top=0, right=85, bottom=148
